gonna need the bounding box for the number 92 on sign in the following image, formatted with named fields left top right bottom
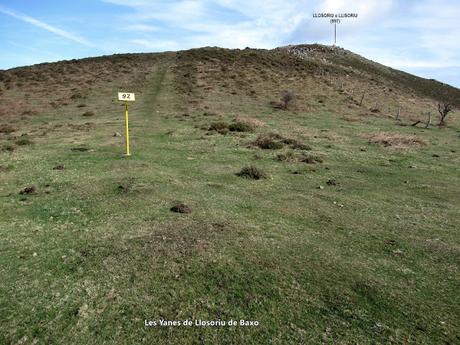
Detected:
left=118, top=92, right=135, bottom=101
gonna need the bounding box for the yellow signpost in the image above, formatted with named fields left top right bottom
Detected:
left=117, top=92, right=135, bottom=156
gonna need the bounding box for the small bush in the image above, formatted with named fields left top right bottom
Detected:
left=299, top=154, right=323, bottom=164
left=252, top=133, right=284, bottom=149
left=209, top=121, right=229, bottom=134
left=281, top=91, right=296, bottom=110
left=229, top=121, right=254, bottom=132
left=82, top=111, right=95, bottom=117
left=276, top=152, right=321, bottom=163
left=290, top=141, right=311, bottom=151
left=236, top=165, right=268, bottom=180
left=280, top=138, right=310, bottom=150
left=276, top=151, right=297, bottom=162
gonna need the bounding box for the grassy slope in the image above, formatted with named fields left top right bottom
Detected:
left=0, top=49, right=460, bottom=344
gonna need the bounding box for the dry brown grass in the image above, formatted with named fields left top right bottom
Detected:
left=234, top=115, right=266, bottom=128
left=366, top=132, right=425, bottom=149
left=0, top=123, right=16, bottom=134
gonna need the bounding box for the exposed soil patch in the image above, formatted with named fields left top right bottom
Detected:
left=19, top=186, right=37, bottom=195
left=366, top=132, right=425, bottom=149
left=170, top=202, right=192, bottom=214
left=326, top=179, right=337, bottom=186
left=117, top=178, right=135, bottom=193
left=71, top=147, right=89, bottom=152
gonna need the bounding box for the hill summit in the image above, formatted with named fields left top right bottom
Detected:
left=0, top=44, right=458, bottom=122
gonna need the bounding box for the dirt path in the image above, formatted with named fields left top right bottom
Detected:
left=138, top=60, right=175, bottom=126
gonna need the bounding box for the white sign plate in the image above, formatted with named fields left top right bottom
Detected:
left=118, top=92, right=135, bottom=101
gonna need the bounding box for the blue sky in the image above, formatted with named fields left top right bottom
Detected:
left=0, top=0, right=459, bottom=87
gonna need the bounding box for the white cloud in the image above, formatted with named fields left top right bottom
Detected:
left=103, top=0, right=311, bottom=48
left=100, top=0, right=460, bottom=86
left=0, top=5, right=95, bottom=47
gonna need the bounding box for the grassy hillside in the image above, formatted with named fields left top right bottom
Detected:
left=0, top=45, right=459, bottom=344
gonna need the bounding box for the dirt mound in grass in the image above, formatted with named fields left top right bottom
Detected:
left=236, top=165, right=268, bottom=179
left=170, top=202, right=192, bottom=214
left=366, top=132, right=425, bottom=149
left=19, top=186, right=37, bottom=195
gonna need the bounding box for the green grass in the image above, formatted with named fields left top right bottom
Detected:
left=0, top=55, right=459, bottom=345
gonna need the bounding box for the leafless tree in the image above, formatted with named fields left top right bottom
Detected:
left=281, top=91, right=296, bottom=110
left=395, top=107, right=401, bottom=121
left=425, top=112, right=432, bottom=128
left=359, top=91, right=365, bottom=106
left=437, top=103, right=453, bottom=126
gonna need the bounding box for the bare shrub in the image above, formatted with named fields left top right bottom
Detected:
left=236, top=166, right=268, bottom=180
left=281, top=91, right=296, bottom=110
left=252, top=133, right=284, bottom=149
left=208, top=121, right=229, bottom=134
left=437, top=103, right=453, bottom=126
